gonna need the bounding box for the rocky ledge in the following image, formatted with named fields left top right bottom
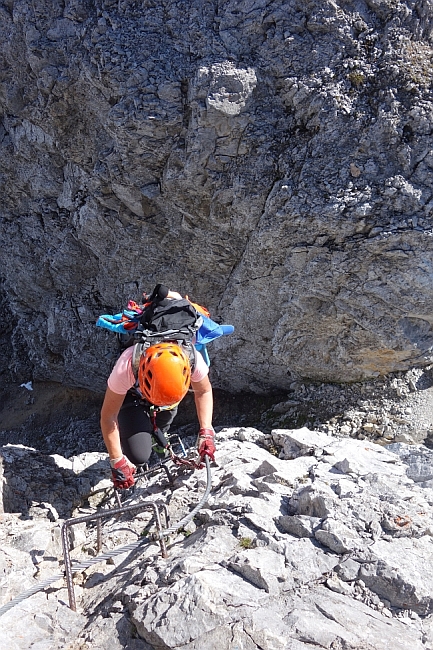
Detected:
left=1, top=427, right=433, bottom=649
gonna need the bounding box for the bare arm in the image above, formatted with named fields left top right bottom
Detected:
left=191, top=375, right=213, bottom=429
left=100, top=387, right=126, bottom=461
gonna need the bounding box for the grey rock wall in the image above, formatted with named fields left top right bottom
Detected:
left=1, top=0, right=433, bottom=393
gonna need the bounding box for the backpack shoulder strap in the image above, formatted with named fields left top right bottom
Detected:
left=131, top=341, right=148, bottom=379
left=183, top=341, right=197, bottom=374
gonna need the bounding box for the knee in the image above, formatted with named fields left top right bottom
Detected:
left=122, top=431, right=153, bottom=465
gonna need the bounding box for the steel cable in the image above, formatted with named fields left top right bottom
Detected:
left=0, top=537, right=152, bottom=618
left=153, top=455, right=212, bottom=538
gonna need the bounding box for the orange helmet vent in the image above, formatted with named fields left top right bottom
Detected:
left=138, top=343, right=191, bottom=406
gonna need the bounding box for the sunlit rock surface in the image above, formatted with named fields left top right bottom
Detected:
left=1, top=427, right=433, bottom=648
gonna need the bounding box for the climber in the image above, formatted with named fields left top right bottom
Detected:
left=100, top=290, right=216, bottom=490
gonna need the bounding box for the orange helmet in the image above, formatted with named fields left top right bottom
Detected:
left=138, top=342, right=191, bottom=406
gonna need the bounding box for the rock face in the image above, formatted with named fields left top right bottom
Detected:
left=1, top=0, right=433, bottom=393
left=1, top=427, right=433, bottom=648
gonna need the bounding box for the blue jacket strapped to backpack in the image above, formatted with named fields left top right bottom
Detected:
left=96, top=310, right=234, bottom=366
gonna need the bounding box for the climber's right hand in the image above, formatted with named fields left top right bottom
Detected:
left=110, top=455, right=136, bottom=489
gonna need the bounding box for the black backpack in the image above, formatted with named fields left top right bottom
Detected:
left=123, top=284, right=201, bottom=378
left=139, top=284, right=201, bottom=341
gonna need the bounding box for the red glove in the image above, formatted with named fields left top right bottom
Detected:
left=110, top=456, right=136, bottom=489
left=197, top=428, right=216, bottom=463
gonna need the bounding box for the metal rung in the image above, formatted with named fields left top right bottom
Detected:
left=61, top=500, right=168, bottom=611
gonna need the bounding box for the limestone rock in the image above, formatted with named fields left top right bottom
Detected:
left=1, top=426, right=433, bottom=648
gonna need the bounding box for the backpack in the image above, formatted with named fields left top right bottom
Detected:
left=139, top=285, right=202, bottom=342
left=96, top=283, right=234, bottom=370
left=131, top=285, right=202, bottom=378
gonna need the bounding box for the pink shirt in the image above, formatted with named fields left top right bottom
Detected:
left=108, top=346, right=209, bottom=395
